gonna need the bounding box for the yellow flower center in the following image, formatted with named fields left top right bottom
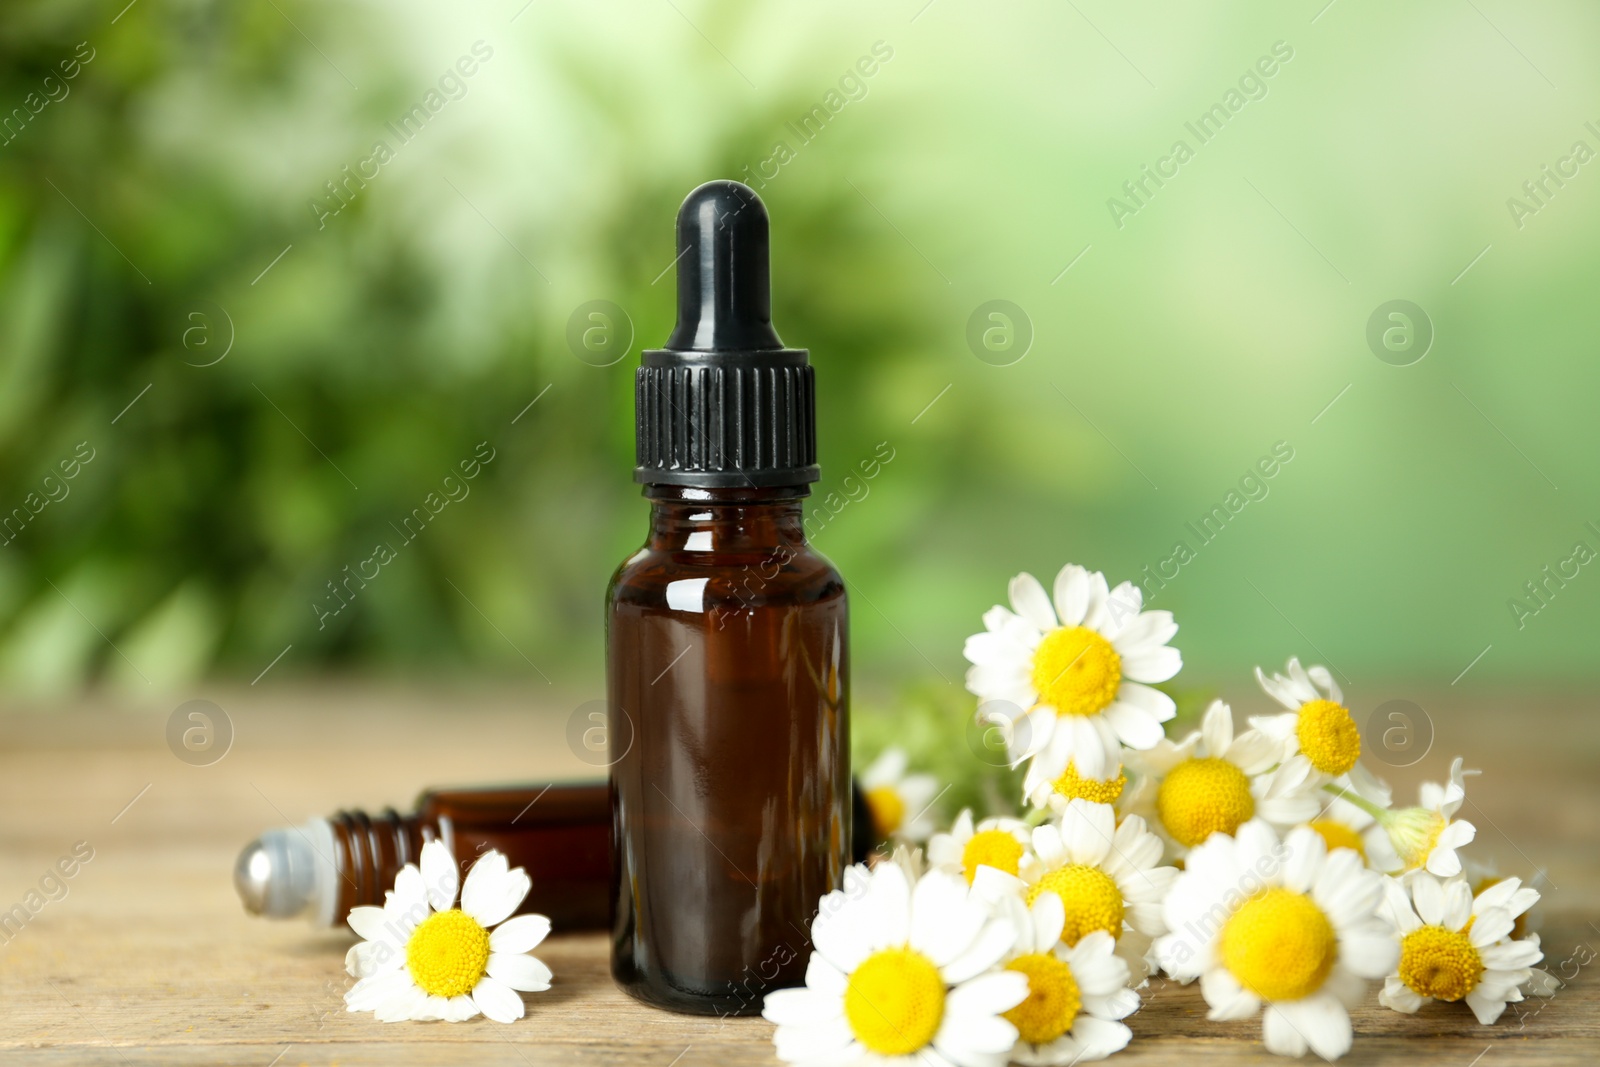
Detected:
left=406, top=908, right=491, bottom=998
left=1220, top=888, right=1337, bottom=1002
left=1027, top=864, right=1124, bottom=944
left=1031, top=626, right=1122, bottom=717
left=843, top=947, right=945, bottom=1056
left=1003, top=952, right=1081, bottom=1046
left=960, top=829, right=1024, bottom=884
left=1051, top=762, right=1127, bottom=805
left=1295, top=699, right=1361, bottom=776
left=1399, top=925, right=1484, bottom=1001
left=1308, top=818, right=1367, bottom=861
left=865, top=786, right=905, bottom=837
left=1156, top=757, right=1255, bottom=847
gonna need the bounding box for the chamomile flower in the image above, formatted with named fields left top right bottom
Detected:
left=1155, top=821, right=1398, bottom=1062
left=1465, top=856, right=1551, bottom=942
left=1379, top=872, right=1545, bottom=1024
left=989, top=890, right=1140, bottom=1063
left=1380, top=757, right=1477, bottom=877
left=963, top=564, right=1181, bottom=782
left=982, top=798, right=1175, bottom=982
left=928, top=809, right=1034, bottom=885
left=1251, top=658, right=1362, bottom=778
left=1125, top=700, right=1321, bottom=856
left=860, top=748, right=940, bottom=843
left=762, top=861, right=1027, bottom=1067
left=343, top=841, right=552, bottom=1023
left=1298, top=793, right=1401, bottom=874
left=1025, top=759, right=1129, bottom=817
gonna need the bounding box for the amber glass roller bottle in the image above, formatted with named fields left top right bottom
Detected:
left=233, top=780, right=875, bottom=932
left=233, top=782, right=612, bottom=930
left=608, top=180, right=850, bottom=1015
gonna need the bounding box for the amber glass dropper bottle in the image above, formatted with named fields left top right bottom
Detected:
left=609, top=180, right=849, bottom=1016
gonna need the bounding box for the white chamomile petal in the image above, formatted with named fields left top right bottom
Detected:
left=1411, top=870, right=1447, bottom=925
left=1200, top=700, right=1234, bottom=754
left=487, top=951, right=553, bottom=992
left=860, top=747, right=907, bottom=788
left=420, top=839, right=459, bottom=913
left=1276, top=992, right=1353, bottom=1062
left=1116, top=681, right=1176, bottom=723
left=803, top=952, right=848, bottom=997
left=942, top=916, right=1018, bottom=984
left=1468, top=907, right=1515, bottom=947
left=1060, top=798, right=1115, bottom=866
left=762, top=987, right=842, bottom=1028
left=1010, top=572, right=1059, bottom=631
left=947, top=969, right=1030, bottom=1019
left=1030, top=890, right=1066, bottom=951
left=1382, top=877, right=1423, bottom=933
left=863, top=859, right=913, bottom=948
left=1103, top=699, right=1165, bottom=749
left=1064, top=931, right=1125, bottom=995
left=442, top=994, right=478, bottom=1022
left=910, top=871, right=985, bottom=967
left=461, top=854, right=532, bottom=928
left=375, top=983, right=428, bottom=1023
left=346, top=905, right=392, bottom=945
left=471, top=975, right=525, bottom=1023
left=1202, top=967, right=1261, bottom=1020
left=1078, top=571, right=1111, bottom=628
left=345, top=938, right=400, bottom=979
left=1440, top=879, right=1474, bottom=930
left=489, top=913, right=551, bottom=954
left=1110, top=609, right=1176, bottom=655
left=345, top=969, right=412, bottom=1013
left=1121, top=644, right=1181, bottom=683
left=388, top=863, right=429, bottom=919
left=1053, top=564, right=1091, bottom=627
left=964, top=630, right=1027, bottom=666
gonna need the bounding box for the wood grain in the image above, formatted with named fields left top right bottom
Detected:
left=0, top=684, right=1595, bottom=1065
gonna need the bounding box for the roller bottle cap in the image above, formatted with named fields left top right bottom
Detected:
left=634, top=180, right=819, bottom=488
left=233, top=819, right=340, bottom=926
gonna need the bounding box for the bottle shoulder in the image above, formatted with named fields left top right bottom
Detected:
left=608, top=541, right=845, bottom=608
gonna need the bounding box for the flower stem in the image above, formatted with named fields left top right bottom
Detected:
left=1322, top=781, right=1387, bottom=822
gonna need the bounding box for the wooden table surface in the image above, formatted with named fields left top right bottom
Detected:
left=0, top=684, right=1595, bottom=1066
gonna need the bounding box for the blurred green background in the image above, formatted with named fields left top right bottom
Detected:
left=2, top=0, right=1597, bottom=700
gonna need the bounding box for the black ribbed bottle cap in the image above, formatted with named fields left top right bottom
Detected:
left=634, top=180, right=819, bottom=488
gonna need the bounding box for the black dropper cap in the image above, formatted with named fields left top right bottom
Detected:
left=634, top=181, right=819, bottom=488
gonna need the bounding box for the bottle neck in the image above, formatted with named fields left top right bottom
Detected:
left=327, top=808, right=423, bottom=921
left=643, top=484, right=809, bottom=551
